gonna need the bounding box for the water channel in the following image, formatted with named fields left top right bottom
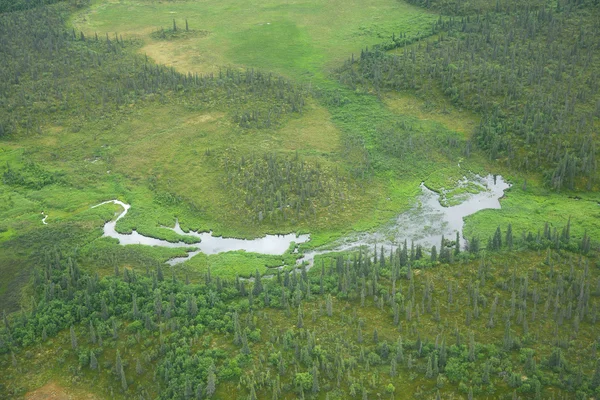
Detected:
left=93, top=174, right=510, bottom=269
left=297, top=174, right=510, bottom=268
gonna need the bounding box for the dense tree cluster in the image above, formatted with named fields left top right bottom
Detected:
left=0, top=5, right=306, bottom=138
left=337, top=2, right=600, bottom=189
left=404, top=0, right=547, bottom=16
left=0, top=0, right=70, bottom=14
left=1, top=220, right=598, bottom=398
left=2, top=160, right=64, bottom=189
left=223, top=152, right=354, bottom=223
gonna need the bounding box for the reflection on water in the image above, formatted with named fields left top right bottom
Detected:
left=297, top=175, right=510, bottom=268
left=93, top=200, right=310, bottom=265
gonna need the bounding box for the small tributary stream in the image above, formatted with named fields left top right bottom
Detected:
left=92, top=200, right=310, bottom=265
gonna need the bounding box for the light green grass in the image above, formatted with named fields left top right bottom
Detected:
left=179, top=250, right=301, bottom=280
left=464, top=177, right=600, bottom=245
left=73, top=0, right=437, bottom=78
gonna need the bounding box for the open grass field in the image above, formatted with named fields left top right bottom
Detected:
left=71, top=0, right=437, bottom=79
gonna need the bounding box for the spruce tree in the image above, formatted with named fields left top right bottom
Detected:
left=70, top=325, right=77, bottom=350
left=506, top=223, right=513, bottom=250
left=89, top=320, right=96, bottom=344
left=90, top=351, right=98, bottom=370
left=206, top=363, right=217, bottom=397
left=253, top=269, right=263, bottom=296
left=455, top=231, right=461, bottom=255
left=592, top=358, right=600, bottom=389
left=115, top=350, right=123, bottom=376
left=297, top=304, right=304, bottom=328
left=311, top=365, right=319, bottom=394
left=326, top=294, right=333, bottom=317
left=430, top=246, right=437, bottom=262
left=120, top=364, right=127, bottom=391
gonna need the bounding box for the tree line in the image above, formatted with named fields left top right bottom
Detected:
left=336, top=2, right=600, bottom=190
left=0, top=5, right=306, bottom=138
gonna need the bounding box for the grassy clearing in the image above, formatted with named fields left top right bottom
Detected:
left=179, top=250, right=301, bottom=280
left=383, top=91, right=480, bottom=140
left=67, top=0, right=501, bottom=243
left=73, top=0, right=437, bottom=78
left=464, top=177, right=600, bottom=246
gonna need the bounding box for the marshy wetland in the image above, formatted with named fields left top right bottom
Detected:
left=1, top=0, right=599, bottom=398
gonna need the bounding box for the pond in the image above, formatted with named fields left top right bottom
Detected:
left=297, top=174, right=510, bottom=268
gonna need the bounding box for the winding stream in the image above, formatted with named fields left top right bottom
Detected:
left=93, top=174, right=509, bottom=269
left=92, top=200, right=310, bottom=265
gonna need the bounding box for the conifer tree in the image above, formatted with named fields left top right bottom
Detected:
left=326, top=294, right=333, bottom=317
left=70, top=325, right=77, bottom=350
left=90, top=351, right=98, bottom=370
left=506, top=223, right=513, bottom=250
left=311, top=365, right=319, bottom=394
left=253, top=269, right=263, bottom=296
left=592, top=358, right=600, bottom=389
left=297, top=304, right=304, bottom=328
left=115, top=349, right=124, bottom=374
left=120, top=364, right=127, bottom=391
left=89, top=320, right=96, bottom=344
left=455, top=231, right=461, bottom=255
left=206, top=363, right=217, bottom=397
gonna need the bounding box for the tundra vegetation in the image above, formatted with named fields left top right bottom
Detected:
left=0, top=0, right=599, bottom=398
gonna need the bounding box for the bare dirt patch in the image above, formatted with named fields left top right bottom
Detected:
left=141, top=39, right=224, bottom=76
left=25, top=382, right=97, bottom=400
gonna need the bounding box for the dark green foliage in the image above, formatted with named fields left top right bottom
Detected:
left=2, top=162, right=64, bottom=189
left=0, top=218, right=598, bottom=398
left=0, top=6, right=305, bottom=140
left=337, top=4, right=600, bottom=190
left=90, top=351, right=98, bottom=370
left=404, top=0, right=547, bottom=15
left=69, top=325, right=77, bottom=349
left=0, top=0, right=69, bottom=14
left=150, top=21, right=209, bottom=41
left=224, top=152, right=353, bottom=223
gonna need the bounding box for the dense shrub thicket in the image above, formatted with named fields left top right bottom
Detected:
left=0, top=0, right=67, bottom=14
left=403, top=0, right=596, bottom=16
left=223, top=152, right=354, bottom=223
